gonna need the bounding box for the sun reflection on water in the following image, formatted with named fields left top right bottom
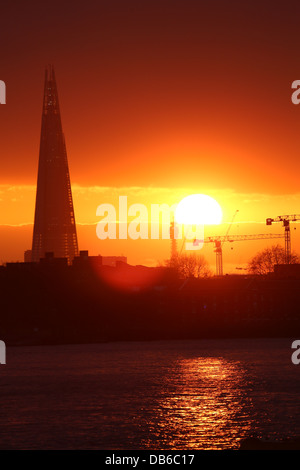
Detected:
left=143, top=357, right=253, bottom=450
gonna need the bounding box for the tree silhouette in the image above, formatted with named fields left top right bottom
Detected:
left=166, top=253, right=212, bottom=279
left=247, top=244, right=299, bottom=275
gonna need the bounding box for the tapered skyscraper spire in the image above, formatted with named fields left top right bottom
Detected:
left=32, top=66, right=79, bottom=263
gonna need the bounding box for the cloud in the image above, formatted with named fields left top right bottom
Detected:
left=1, top=183, right=300, bottom=226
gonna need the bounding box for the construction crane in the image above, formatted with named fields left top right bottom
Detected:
left=212, top=209, right=239, bottom=276
left=266, top=215, right=300, bottom=264
left=170, top=216, right=284, bottom=275
left=174, top=209, right=239, bottom=259
left=203, top=233, right=285, bottom=276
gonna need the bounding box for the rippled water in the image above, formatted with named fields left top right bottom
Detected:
left=0, top=338, right=299, bottom=449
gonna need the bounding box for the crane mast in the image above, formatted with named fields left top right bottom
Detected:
left=170, top=220, right=178, bottom=261
left=212, top=209, right=239, bottom=276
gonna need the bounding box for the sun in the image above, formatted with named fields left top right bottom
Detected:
left=175, top=194, right=223, bottom=225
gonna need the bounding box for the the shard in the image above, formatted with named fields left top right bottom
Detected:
left=31, top=66, right=79, bottom=263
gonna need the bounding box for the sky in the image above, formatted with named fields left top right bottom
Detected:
left=1, top=0, right=300, bottom=271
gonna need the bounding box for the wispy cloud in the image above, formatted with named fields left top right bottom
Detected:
left=0, top=223, right=33, bottom=227
left=1, top=183, right=300, bottom=226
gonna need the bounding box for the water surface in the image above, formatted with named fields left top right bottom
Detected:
left=0, top=338, right=298, bottom=449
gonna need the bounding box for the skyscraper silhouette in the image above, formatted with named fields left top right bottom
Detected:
left=32, top=66, right=79, bottom=263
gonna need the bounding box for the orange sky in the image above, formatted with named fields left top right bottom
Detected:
left=1, top=1, right=300, bottom=272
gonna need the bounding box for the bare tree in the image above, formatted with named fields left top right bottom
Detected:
left=247, top=244, right=299, bottom=275
left=166, top=253, right=212, bottom=278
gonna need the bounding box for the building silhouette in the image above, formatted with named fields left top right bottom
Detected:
left=31, top=66, right=78, bottom=263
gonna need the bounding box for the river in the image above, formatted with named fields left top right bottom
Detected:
left=0, top=338, right=299, bottom=449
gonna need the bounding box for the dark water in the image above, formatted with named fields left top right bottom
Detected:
left=0, top=338, right=299, bottom=449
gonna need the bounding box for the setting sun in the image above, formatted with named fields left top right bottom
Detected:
left=175, top=194, right=223, bottom=226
